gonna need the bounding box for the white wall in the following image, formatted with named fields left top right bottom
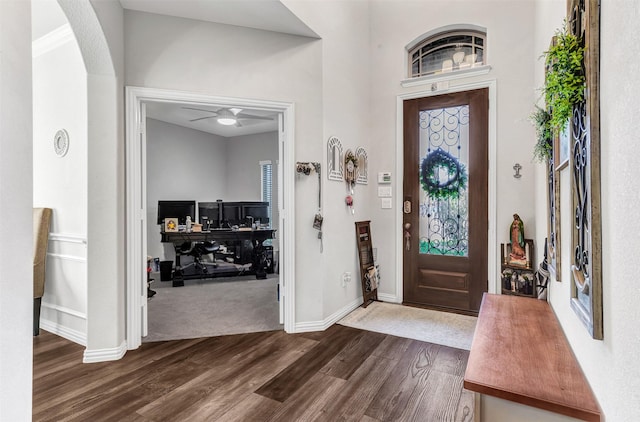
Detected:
left=282, top=0, right=373, bottom=319
left=533, top=0, right=640, bottom=420
left=225, top=131, right=278, bottom=202
left=367, top=0, right=538, bottom=301
left=55, top=0, right=126, bottom=359
left=33, top=23, right=88, bottom=343
left=146, top=118, right=227, bottom=260
left=225, top=131, right=279, bottom=236
left=0, top=1, right=33, bottom=419
left=125, top=10, right=325, bottom=323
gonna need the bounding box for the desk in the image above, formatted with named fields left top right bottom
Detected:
left=161, top=229, right=276, bottom=287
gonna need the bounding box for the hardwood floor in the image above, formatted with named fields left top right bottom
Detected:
left=33, top=325, right=474, bottom=421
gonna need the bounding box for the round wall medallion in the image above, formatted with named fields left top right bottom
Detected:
left=53, top=129, right=69, bottom=157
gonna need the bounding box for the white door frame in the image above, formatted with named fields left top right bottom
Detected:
left=125, top=86, right=296, bottom=349
left=395, top=80, right=498, bottom=304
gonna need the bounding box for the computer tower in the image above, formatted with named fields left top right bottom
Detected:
left=265, top=246, right=274, bottom=274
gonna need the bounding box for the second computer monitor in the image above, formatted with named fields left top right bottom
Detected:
left=198, top=202, right=221, bottom=228
left=222, top=202, right=242, bottom=226
left=241, top=202, right=269, bottom=225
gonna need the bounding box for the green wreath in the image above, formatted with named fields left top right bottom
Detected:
left=420, top=149, right=467, bottom=200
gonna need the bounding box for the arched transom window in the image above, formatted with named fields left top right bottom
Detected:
left=409, top=30, right=486, bottom=78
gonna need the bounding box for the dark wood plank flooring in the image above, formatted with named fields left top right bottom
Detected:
left=33, top=325, right=473, bottom=421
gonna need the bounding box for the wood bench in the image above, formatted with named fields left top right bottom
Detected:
left=463, top=293, right=601, bottom=421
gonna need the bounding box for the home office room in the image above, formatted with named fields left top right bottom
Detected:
left=144, top=101, right=281, bottom=341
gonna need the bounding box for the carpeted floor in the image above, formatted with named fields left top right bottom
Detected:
left=144, top=273, right=282, bottom=342
left=338, top=301, right=477, bottom=350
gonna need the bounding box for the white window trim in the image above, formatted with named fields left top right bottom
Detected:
left=401, top=64, right=492, bottom=88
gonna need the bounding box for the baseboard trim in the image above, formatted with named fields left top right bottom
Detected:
left=83, top=340, right=127, bottom=363
left=41, top=302, right=87, bottom=320
left=40, top=319, right=86, bottom=347
left=377, top=293, right=400, bottom=303
left=294, top=296, right=362, bottom=333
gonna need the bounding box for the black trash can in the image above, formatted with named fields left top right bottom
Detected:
left=159, top=260, right=173, bottom=281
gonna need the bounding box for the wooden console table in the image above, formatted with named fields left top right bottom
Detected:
left=464, top=293, right=601, bottom=421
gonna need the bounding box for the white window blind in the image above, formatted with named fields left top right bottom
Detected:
left=260, top=161, right=273, bottom=227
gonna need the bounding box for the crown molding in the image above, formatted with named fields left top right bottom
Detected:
left=32, top=24, right=73, bottom=58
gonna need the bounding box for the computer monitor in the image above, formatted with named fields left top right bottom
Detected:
left=221, top=202, right=242, bottom=226
left=157, top=200, right=196, bottom=225
left=241, top=202, right=270, bottom=224
left=198, top=202, right=221, bottom=228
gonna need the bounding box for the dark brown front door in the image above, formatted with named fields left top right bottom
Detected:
left=403, top=89, right=488, bottom=314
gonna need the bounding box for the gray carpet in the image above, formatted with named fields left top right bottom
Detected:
left=339, top=301, right=477, bottom=350
left=144, top=273, right=282, bottom=342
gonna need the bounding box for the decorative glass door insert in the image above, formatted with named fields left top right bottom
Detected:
left=418, top=105, right=469, bottom=257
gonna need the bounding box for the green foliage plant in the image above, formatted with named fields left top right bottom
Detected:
left=530, top=106, right=553, bottom=162
left=543, top=23, right=585, bottom=135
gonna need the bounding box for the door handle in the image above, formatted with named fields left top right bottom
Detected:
left=404, top=223, right=411, bottom=251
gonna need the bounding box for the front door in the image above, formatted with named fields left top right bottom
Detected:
left=403, top=89, right=488, bottom=314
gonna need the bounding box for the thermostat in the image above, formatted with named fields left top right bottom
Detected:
left=378, top=172, right=392, bottom=184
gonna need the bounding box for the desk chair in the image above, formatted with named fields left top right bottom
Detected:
left=33, top=207, right=52, bottom=336
left=183, top=241, right=220, bottom=274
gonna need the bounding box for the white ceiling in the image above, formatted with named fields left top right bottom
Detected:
left=118, top=0, right=318, bottom=38
left=31, top=0, right=68, bottom=40
left=32, top=0, right=309, bottom=137
left=145, top=102, right=279, bottom=137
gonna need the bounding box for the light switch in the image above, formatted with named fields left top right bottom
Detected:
left=378, top=186, right=392, bottom=197
left=381, top=198, right=392, bottom=209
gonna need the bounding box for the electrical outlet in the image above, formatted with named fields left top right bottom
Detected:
left=342, top=272, right=352, bottom=287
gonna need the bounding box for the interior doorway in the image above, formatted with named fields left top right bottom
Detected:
left=125, top=87, right=296, bottom=349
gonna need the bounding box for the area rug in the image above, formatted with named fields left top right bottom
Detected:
left=338, top=301, right=477, bottom=350
left=144, top=275, right=282, bottom=342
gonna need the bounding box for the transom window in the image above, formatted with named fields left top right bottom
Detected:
left=409, top=30, right=486, bottom=78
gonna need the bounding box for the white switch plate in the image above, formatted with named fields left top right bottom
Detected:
left=378, top=186, right=392, bottom=197
left=381, top=198, right=392, bottom=209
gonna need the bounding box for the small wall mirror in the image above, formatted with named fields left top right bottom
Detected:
left=327, top=136, right=343, bottom=181
left=356, top=147, right=368, bottom=184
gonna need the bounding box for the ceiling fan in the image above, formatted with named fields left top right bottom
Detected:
left=182, top=106, right=274, bottom=127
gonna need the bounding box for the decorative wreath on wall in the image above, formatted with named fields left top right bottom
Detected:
left=420, top=148, right=467, bottom=200
left=344, top=149, right=358, bottom=186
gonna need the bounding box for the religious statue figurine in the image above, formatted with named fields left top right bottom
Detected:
left=509, top=213, right=526, bottom=265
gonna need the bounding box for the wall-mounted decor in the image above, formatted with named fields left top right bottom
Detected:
left=355, top=147, right=368, bottom=185
left=344, top=149, right=358, bottom=193
left=53, top=129, right=69, bottom=157
left=327, top=136, right=343, bottom=181
left=567, top=0, right=602, bottom=340
left=547, top=141, right=561, bottom=282
left=296, top=161, right=323, bottom=252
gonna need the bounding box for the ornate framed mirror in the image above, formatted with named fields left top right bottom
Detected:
left=327, top=136, right=343, bottom=181
left=355, top=147, right=368, bottom=184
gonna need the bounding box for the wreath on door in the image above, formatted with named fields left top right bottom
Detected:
left=420, top=148, right=467, bottom=200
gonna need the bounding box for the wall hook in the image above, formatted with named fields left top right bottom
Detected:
left=513, top=163, right=522, bottom=179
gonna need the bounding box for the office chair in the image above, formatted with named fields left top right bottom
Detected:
left=183, top=241, right=220, bottom=275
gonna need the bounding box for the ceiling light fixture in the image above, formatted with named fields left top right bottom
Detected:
left=217, top=116, right=237, bottom=125
left=216, top=110, right=237, bottom=125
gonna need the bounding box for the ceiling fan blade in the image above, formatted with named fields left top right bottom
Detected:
left=182, top=106, right=219, bottom=114
left=189, top=115, right=216, bottom=122
left=236, top=113, right=274, bottom=121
